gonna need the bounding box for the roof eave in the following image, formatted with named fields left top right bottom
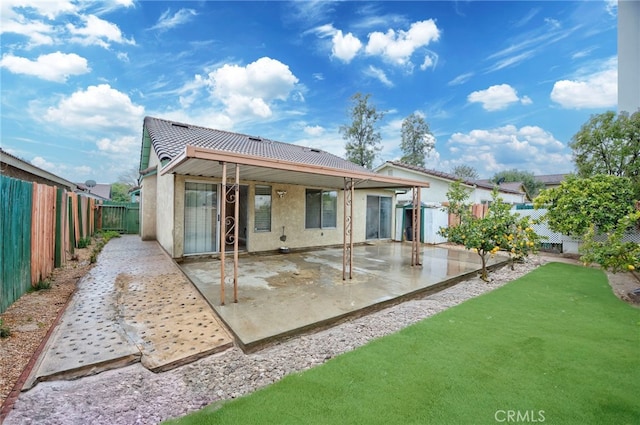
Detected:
left=160, top=146, right=429, bottom=190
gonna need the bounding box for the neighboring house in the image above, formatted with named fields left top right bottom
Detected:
left=138, top=117, right=428, bottom=261
left=533, top=174, right=568, bottom=192
left=375, top=162, right=526, bottom=244
left=76, top=182, right=112, bottom=201
left=0, top=148, right=76, bottom=191
left=375, top=161, right=527, bottom=205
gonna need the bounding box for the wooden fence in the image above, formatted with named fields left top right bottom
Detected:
left=447, top=203, right=490, bottom=227
left=1, top=176, right=97, bottom=313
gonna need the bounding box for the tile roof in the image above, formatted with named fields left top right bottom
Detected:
left=533, top=174, right=569, bottom=185
left=387, top=161, right=523, bottom=194
left=383, top=161, right=524, bottom=195
left=143, top=116, right=369, bottom=174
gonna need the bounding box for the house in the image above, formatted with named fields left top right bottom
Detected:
left=533, top=174, right=568, bottom=191
left=374, top=161, right=527, bottom=244
left=76, top=182, right=112, bottom=200
left=375, top=161, right=527, bottom=206
left=137, top=117, right=428, bottom=271
left=0, top=148, right=76, bottom=191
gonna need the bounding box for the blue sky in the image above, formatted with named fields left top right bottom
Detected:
left=1, top=0, right=619, bottom=184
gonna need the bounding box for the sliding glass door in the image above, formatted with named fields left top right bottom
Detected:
left=184, top=182, right=217, bottom=254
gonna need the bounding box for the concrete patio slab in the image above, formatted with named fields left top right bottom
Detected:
left=24, top=236, right=233, bottom=389
left=180, top=242, right=506, bottom=351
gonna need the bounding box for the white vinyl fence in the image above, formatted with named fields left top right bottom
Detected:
left=513, top=207, right=640, bottom=254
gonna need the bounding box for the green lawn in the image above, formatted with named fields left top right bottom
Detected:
left=166, top=263, right=640, bottom=425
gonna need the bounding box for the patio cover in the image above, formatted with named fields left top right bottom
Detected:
left=161, top=145, right=429, bottom=191
left=159, top=145, right=429, bottom=304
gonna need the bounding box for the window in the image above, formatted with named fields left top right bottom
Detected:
left=305, top=189, right=337, bottom=229
left=254, top=185, right=271, bottom=232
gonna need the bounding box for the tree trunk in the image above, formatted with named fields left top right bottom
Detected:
left=480, top=253, right=489, bottom=282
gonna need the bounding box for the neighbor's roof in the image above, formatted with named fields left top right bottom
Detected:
left=0, top=148, right=76, bottom=190
left=141, top=116, right=428, bottom=190
left=378, top=161, right=524, bottom=195
left=76, top=182, right=112, bottom=200
left=534, top=174, right=569, bottom=185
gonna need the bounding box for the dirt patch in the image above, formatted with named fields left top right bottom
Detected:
left=0, top=244, right=94, bottom=409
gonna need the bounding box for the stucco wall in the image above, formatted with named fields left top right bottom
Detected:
left=381, top=167, right=470, bottom=204
left=380, top=165, right=524, bottom=205
left=156, top=167, right=175, bottom=256
left=167, top=176, right=396, bottom=258
left=140, top=151, right=158, bottom=241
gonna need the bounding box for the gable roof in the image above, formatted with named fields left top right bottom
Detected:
left=378, top=161, right=524, bottom=195
left=141, top=117, right=428, bottom=190
left=76, top=182, right=112, bottom=200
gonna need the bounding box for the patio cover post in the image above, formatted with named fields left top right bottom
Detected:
left=220, top=161, right=227, bottom=305
left=411, top=186, right=422, bottom=266
left=233, top=164, right=239, bottom=303
left=343, top=178, right=354, bottom=280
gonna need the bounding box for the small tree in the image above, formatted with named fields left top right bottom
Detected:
left=440, top=188, right=539, bottom=281
left=400, top=113, right=434, bottom=167
left=339, top=93, right=384, bottom=169
left=451, top=164, right=479, bottom=180
left=533, top=174, right=635, bottom=237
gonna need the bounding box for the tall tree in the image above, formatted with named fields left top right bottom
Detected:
left=451, top=164, right=479, bottom=180
left=491, top=169, right=545, bottom=198
left=570, top=110, right=640, bottom=195
left=400, top=113, right=434, bottom=167
left=339, top=93, right=384, bottom=169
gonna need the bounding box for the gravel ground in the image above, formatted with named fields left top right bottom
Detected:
left=2, top=256, right=552, bottom=425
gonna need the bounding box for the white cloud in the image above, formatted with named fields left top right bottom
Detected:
left=447, top=124, right=570, bottom=176
left=44, top=84, right=144, bottom=131
left=365, top=19, right=440, bottom=68
left=2, top=0, right=76, bottom=20
left=331, top=30, right=362, bottom=63
left=364, top=65, right=393, bottom=87
left=0, top=51, right=89, bottom=82
left=1, top=1, right=134, bottom=48
left=0, top=11, right=56, bottom=46
left=67, top=14, right=135, bottom=48
left=200, top=57, right=300, bottom=119
left=150, top=8, right=197, bottom=32
left=96, top=135, right=138, bottom=154
left=550, top=63, right=617, bottom=109
left=31, top=156, right=57, bottom=171
left=468, top=84, right=530, bottom=111
left=448, top=72, right=474, bottom=86
left=420, top=52, right=438, bottom=71
left=304, top=125, right=325, bottom=136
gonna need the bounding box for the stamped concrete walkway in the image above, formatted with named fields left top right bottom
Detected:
left=24, top=236, right=233, bottom=389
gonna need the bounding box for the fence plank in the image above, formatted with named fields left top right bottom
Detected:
left=1, top=176, right=33, bottom=312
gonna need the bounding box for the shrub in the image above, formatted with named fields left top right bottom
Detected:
left=0, top=319, right=11, bottom=338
